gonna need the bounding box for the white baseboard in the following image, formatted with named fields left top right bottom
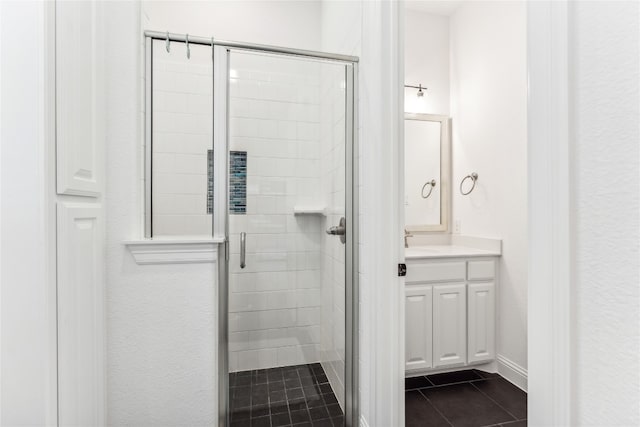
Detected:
left=497, top=354, right=528, bottom=392
left=360, top=415, right=370, bottom=427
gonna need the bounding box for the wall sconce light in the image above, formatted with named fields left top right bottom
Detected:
left=405, top=83, right=426, bottom=97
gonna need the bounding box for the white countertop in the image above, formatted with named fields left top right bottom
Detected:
left=405, top=245, right=501, bottom=259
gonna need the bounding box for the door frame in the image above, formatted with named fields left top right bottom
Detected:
left=393, top=1, right=573, bottom=426
left=526, top=1, right=572, bottom=425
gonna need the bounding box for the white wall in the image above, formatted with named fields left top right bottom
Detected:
left=0, top=1, right=57, bottom=424
left=142, top=0, right=321, bottom=51
left=570, top=1, right=639, bottom=424
left=404, top=10, right=449, bottom=115
left=403, top=10, right=449, bottom=228
left=449, top=1, right=528, bottom=385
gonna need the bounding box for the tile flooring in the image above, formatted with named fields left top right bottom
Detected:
left=405, top=369, right=527, bottom=427
left=230, top=363, right=344, bottom=427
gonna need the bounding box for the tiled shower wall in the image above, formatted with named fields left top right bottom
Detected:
left=151, top=42, right=213, bottom=236
left=227, top=53, right=325, bottom=372
left=319, top=63, right=347, bottom=407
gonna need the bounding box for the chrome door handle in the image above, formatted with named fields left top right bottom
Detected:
left=240, top=232, right=246, bottom=269
left=326, top=226, right=345, bottom=235
left=326, top=217, right=346, bottom=244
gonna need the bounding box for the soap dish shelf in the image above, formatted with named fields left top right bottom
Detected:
left=293, top=207, right=326, bottom=216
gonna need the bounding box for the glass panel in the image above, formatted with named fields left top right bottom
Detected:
left=151, top=40, right=213, bottom=237
left=404, top=119, right=442, bottom=226
left=227, top=50, right=348, bottom=426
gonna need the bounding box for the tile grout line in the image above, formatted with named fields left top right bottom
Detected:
left=469, top=380, right=520, bottom=422
left=407, top=373, right=525, bottom=427
left=417, top=389, right=454, bottom=427
left=407, top=372, right=485, bottom=391
left=407, top=372, right=485, bottom=427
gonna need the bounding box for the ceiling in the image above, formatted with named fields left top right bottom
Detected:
left=405, top=1, right=463, bottom=16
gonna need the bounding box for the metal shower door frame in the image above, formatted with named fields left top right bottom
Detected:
left=215, top=48, right=359, bottom=427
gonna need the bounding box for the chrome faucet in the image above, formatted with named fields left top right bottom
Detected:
left=404, top=229, right=413, bottom=248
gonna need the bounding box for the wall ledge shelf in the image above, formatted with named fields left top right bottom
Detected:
left=124, top=238, right=223, bottom=265
left=293, top=207, right=326, bottom=216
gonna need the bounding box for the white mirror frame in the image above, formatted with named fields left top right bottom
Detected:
left=404, top=112, right=451, bottom=232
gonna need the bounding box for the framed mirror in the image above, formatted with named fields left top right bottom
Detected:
left=404, top=113, right=451, bottom=232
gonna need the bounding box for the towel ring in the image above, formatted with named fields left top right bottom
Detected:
left=185, top=33, right=190, bottom=59
left=421, top=179, right=437, bottom=199
left=460, top=172, right=478, bottom=195
left=165, top=31, right=170, bottom=53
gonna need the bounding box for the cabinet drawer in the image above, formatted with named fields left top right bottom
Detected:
left=406, top=262, right=466, bottom=283
left=467, top=260, right=495, bottom=281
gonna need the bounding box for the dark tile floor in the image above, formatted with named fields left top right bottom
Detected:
left=405, top=369, right=527, bottom=427
left=230, top=363, right=344, bottom=427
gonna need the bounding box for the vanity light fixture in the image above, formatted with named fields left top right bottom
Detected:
left=405, top=83, right=426, bottom=97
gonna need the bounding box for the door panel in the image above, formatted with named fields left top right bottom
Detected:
left=433, top=283, right=466, bottom=367
left=56, top=0, right=102, bottom=196
left=405, top=285, right=433, bottom=371
left=468, top=282, right=495, bottom=363
left=57, top=203, right=104, bottom=425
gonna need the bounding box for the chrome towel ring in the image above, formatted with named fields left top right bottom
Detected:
left=421, top=179, right=437, bottom=199
left=460, top=172, right=478, bottom=195
left=165, top=31, right=170, bottom=52
left=185, top=33, right=190, bottom=59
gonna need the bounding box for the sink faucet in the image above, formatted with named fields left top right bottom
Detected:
left=404, top=229, right=413, bottom=248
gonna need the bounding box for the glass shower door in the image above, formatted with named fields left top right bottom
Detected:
left=224, top=49, right=354, bottom=427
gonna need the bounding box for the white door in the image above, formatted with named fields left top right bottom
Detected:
left=432, top=283, right=466, bottom=367
left=405, top=285, right=432, bottom=371
left=467, top=282, right=495, bottom=363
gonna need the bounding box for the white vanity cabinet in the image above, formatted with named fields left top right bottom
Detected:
left=404, top=253, right=498, bottom=374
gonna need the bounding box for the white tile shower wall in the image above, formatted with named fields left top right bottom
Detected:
left=151, top=41, right=213, bottom=236
left=227, top=53, right=325, bottom=372
left=319, top=62, right=347, bottom=407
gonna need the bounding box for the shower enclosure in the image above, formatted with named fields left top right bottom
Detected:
left=145, top=32, right=358, bottom=427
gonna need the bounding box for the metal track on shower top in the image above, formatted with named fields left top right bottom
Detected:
left=145, top=30, right=359, bottom=64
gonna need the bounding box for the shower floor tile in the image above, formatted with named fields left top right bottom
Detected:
left=405, top=369, right=527, bottom=427
left=230, top=363, right=344, bottom=427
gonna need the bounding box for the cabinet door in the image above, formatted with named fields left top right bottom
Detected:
left=56, top=0, right=102, bottom=196
left=57, top=203, right=105, bottom=426
left=405, top=285, right=433, bottom=371
left=433, top=283, right=466, bottom=367
left=468, top=282, right=495, bottom=363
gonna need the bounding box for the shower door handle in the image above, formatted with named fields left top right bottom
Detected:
left=240, top=232, right=246, bottom=269
left=326, top=217, right=346, bottom=244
